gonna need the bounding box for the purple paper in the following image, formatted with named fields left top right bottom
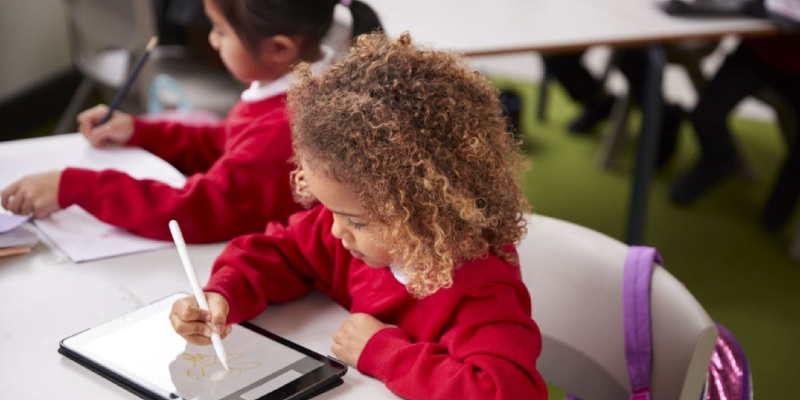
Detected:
left=0, top=214, right=29, bottom=233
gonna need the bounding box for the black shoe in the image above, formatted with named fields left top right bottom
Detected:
left=568, top=98, right=615, bottom=134
left=670, top=158, right=738, bottom=204
left=762, top=160, right=800, bottom=231
left=656, top=105, right=685, bottom=168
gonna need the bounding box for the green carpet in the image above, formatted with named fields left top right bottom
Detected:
left=493, top=77, right=799, bottom=398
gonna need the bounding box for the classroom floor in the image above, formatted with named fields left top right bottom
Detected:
left=492, top=77, right=800, bottom=399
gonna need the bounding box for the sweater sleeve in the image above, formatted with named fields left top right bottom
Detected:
left=357, top=282, right=548, bottom=400
left=128, top=118, right=225, bottom=174
left=58, top=122, right=302, bottom=243
left=204, top=207, right=352, bottom=323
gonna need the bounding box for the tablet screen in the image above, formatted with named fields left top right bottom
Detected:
left=61, top=294, right=337, bottom=400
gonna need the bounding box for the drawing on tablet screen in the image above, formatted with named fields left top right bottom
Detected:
left=182, top=352, right=261, bottom=383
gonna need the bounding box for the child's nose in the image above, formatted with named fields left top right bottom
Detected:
left=330, top=219, right=345, bottom=240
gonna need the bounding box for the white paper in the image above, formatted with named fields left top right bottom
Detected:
left=36, top=206, right=173, bottom=262
left=0, top=134, right=187, bottom=262
left=0, top=225, right=38, bottom=248
left=0, top=213, right=29, bottom=233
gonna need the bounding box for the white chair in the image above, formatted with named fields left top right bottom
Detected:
left=518, top=214, right=718, bottom=400
left=56, top=0, right=244, bottom=134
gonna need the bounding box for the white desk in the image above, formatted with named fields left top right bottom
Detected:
left=368, top=0, right=777, bottom=244
left=0, top=132, right=395, bottom=399
left=0, top=228, right=394, bottom=399
left=369, top=0, right=775, bottom=55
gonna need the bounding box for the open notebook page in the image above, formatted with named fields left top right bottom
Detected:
left=0, top=134, right=187, bottom=262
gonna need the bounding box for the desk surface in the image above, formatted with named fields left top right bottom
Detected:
left=0, top=131, right=393, bottom=399
left=368, top=0, right=777, bottom=55
left=0, top=227, right=395, bottom=399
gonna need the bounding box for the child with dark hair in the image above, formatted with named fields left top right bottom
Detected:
left=1, top=0, right=382, bottom=243
left=170, top=32, right=547, bottom=400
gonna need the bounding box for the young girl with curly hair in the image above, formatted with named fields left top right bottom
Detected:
left=169, top=32, right=547, bottom=400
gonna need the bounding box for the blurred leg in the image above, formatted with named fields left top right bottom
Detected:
left=542, top=52, right=601, bottom=104
left=763, top=76, right=800, bottom=230
left=669, top=45, right=767, bottom=204
left=542, top=52, right=614, bottom=133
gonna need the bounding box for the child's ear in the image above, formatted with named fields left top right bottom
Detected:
left=259, top=35, right=300, bottom=68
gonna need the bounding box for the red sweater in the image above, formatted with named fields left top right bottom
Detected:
left=58, top=95, right=304, bottom=243
left=205, top=205, right=547, bottom=400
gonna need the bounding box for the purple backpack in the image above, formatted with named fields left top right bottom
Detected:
left=569, top=247, right=752, bottom=400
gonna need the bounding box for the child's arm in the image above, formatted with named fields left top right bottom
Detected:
left=58, top=133, right=301, bottom=243
left=77, top=105, right=224, bottom=174
left=203, top=207, right=352, bottom=323
left=128, top=118, right=225, bottom=174
left=357, top=282, right=548, bottom=400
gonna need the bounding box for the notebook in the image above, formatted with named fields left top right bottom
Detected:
left=0, top=224, right=38, bottom=258
left=0, top=134, right=187, bottom=262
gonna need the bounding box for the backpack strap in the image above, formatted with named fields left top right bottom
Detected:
left=623, top=246, right=663, bottom=400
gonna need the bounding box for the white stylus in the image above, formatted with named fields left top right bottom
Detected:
left=169, top=220, right=229, bottom=371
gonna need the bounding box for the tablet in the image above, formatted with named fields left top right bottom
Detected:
left=59, top=293, right=347, bottom=400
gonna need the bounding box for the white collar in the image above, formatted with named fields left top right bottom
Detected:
left=240, top=45, right=336, bottom=102
left=389, top=264, right=409, bottom=285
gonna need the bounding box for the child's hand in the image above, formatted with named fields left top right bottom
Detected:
left=1, top=170, right=63, bottom=218
left=169, top=292, right=232, bottom=346
left=77, top=105, right=135, bottom=148
left=331, top=313, right=390, bottom=367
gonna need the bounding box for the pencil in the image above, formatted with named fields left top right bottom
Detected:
left=99, top=36, right=159, bottom=125
left=169, top=220, right=230, bottom=371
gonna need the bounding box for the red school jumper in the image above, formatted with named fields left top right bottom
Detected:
left=57, top=94, right=303, bottom=243
left=205, top=205, right=548, bottom=400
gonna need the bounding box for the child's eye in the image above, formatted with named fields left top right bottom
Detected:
left=347, top=219, right=368, bottom=230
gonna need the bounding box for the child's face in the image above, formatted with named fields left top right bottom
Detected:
left=203, top=0, right=268, bottom=83
left=301, top=160, right=393, bottom=269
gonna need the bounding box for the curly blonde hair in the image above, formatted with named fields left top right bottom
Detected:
left=288, top=32, right=530, bottom=297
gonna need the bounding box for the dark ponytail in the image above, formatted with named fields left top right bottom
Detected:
left=348, top=0, right=383, bottom=38
left=212, top=0, right=382, bottom=57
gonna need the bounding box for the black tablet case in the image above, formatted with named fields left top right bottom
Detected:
left=59, top=321, right=347, bottom=400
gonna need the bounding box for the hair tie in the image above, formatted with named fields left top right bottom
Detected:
left=339, top=0, right=353, bottom=7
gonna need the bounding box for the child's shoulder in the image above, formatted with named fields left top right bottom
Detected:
left=222, top=97, right=293, bottom=153
left=260, top=205, right=342, bottom=257
left=449, top=248, right=525, bottom=293
left=267, top=205, right=332, bottom=235
left=226, top=96, right=291, bottom=130
left=426, top=249, right=531, bottom=314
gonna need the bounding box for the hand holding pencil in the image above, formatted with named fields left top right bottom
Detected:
left=76, top=36, right=157, bottom=148
left=169, top=291, right=233, bottom=346
left=77, top=105, right=134, bottom=148
left=169, top=220, right=231, bottom=371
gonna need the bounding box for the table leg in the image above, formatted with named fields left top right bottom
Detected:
left=625, top=46, right=666, bottom=245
